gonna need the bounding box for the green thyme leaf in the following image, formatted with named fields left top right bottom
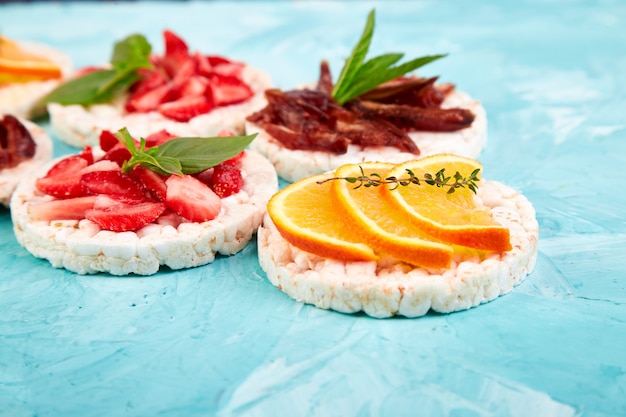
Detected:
left=114, top=127, right=257, bottom=176
left=31, top=34, right=152, bottom=118
left=331, top=9, right=447, bottom=105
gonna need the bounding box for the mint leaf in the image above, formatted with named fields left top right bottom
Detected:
left=331, top=9, right=446, bottom=105
left=31, top=34, right=152, bottom=118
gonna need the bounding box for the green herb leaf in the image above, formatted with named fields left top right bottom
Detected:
left=114, top=127, right=257, bottom=176
left=31, top=34, right=152, bottom=118
left=331, top=9, right=447, bottom=105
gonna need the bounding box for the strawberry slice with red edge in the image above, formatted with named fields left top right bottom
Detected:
left=161, top=29, right=191, bottom=78
left=80, top=170, right=148, bottom=201
left=86, top=201, right=166, bottom=232
left=208, top=164, right=244, bottom=198
left=101, top=142, right=132, bottom=166
left=165, top=174, right=221, bottom=222
left=99, top=130, right=119, bottom=152
left=35, top=155, right=90, bottom=198
left=158, top=95, right=213, bottom=122
left=207, top=74, right=253, bottom=106
left=144, top=129, right=176, bottom=148
left=29, top=196, right=98, bottom=222
left=131, top=166, right=168, bottom=201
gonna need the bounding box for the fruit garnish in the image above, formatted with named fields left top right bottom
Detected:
left=381, top=154, right=512, bottom=252
left=165, top=174, right=221, bottom=222
left=267, top=174, right=378, bottom=262
left=113, top=127, right=257, bottom=176
left=0, top=114, right=37, bottom=170
left=0, top=36, right=62, bottom=84
left=203, top=163, right=244, bottom=198
left=85, top=200, right=166, bottom=232
left=330, top=162, right=453, bottom=268
left=32, top=34, right=152, bottom=117
left=331, top=9, right=446, bottom=105
left=267, top=154, right=512, bottom=268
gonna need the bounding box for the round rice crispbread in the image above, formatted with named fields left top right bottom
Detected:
left=0, top=40, right=73, bottom=119
left=48, top=66, right=273, bottom=148
left=10, top=150, right=278, bottom=276
left=246, top=90, right=487, bottom=183
left=0, top=119, right=53, bottom=206
left=257, top=180, right=538, bottom=318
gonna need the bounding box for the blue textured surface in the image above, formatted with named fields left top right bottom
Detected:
left=1, top=1, right=625, bottom=416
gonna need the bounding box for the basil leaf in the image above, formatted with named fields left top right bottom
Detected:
left=111, top=34, right=152, bottom=71
left=31, top=34, right=152, bottom=118
left=114, top=127, right=257, bottom=176
left=155, top=134, right=257, bottom=174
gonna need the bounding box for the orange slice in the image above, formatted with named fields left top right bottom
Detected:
left=0, top=36, right=62, bottom=84
left=267, top=173, right=378, bottom=262
left=382, top=154, right=512, bottom=252
left=330, top=162, right=453, bottom=268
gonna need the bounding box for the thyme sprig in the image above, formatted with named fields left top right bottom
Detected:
left=318, top=166, right=481, bottom=194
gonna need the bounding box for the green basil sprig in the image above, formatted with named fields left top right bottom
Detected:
left=31, top=34, right=152, bottom=118
left=331, top=9, right=447, bottom=105
left=114, top=128, right=257, bottom=176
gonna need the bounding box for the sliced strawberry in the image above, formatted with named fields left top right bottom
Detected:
left=101, top=142, right=132, bottom=166
left=158, top=95, right=213, bottom=122
left=79, top=146, right=94, bottom=165
left=144, top=129, right=176, bottom=148
left=207, top=74, right=253, bottom=106
left=129, top=68, right=168, bottom=97
left=126, top=82, right=178, bottom=113
left=86, top=201, right=166, bottom=232
left=220, top=151, right=245, bottom=167
left=206, top=56, right=232, bottom=66
left=35, top=155, right=90, bottom=198
left=194, top=53, right=214, bottom=78
left=217, top=129, right=235, bottom=137
left=165, top=174, right=221, bottom=222
left=125, top=68, right=170, bottom=112
left=28, top=196, right=98, bottom=222
left=80, top=170, right=147, bottom=201
left=211, top=62, right=245, bottom=78
left=81, top=159, right=121, bottom=174
left=162, top=30, right=191, bottom=78
left=208, top=164, right=244, bottom=198
left=132, top=166, right=167, bottom=201
left=99, top=130, right=119, bottom=152
left=180, top=75, right=208, bottom=97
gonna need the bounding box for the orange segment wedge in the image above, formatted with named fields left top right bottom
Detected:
left=0, top=36, right=62, bottom=84
left=381, top=154, right=512, bottom=252
left=330, top=162, right=453, bottom=269
left=267, top=173, right=378, bottom=262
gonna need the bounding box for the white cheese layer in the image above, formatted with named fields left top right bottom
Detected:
left=257, top=180, right=538, bottom=318
left=48, top=66, right=273, bottom=148
left=0, top=40, right=73, bottom=119
left=0, top=119, right=52, bottom=206
left=10, top=150, right=278, bottom=276
left=246, top=90, right=487, bottom=183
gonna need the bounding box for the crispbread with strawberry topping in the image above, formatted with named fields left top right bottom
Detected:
left=11, top=150, right=277, bottom=276
left=46, top=30, right=273, bottom=148
left=257, top=180, right=538, bottom=318
left=0, top=117, right=52, bottom=206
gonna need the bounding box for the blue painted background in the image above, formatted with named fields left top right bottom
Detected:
left=1, top=1, right=625, bottom=416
